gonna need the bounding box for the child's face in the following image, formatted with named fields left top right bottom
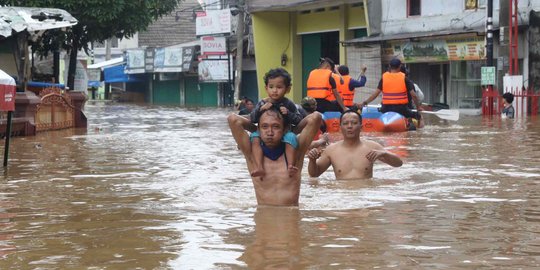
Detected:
left=265, top=76, right=290, bottom=102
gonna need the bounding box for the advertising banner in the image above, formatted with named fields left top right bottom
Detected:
left=385, top=36, right=485, bottom=63
left=125, top=49, right=146, bottom=74
left=201, top=36, right=226, bottom=56
left=198, top=58, right=232, bottom=82
left=195, top=9, right=231, bottom=36
left=154, top=47, right=183, bottom=72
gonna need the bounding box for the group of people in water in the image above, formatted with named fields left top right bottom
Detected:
left=229, top=57, right=518, bottom=207
left=228, top=57, right=419, bottom=206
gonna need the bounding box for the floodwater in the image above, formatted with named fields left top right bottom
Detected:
left=1, top=102, right=539, bottom=269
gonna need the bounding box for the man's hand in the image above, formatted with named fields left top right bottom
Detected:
left=280, top=106, right=289, bottom=115
left=360, top=65, right=367, bottom=75
left=288, top=165, right=299, bottom=177
left=307, top=148, right=322, bottom=160
left=365, top=150, right=387, bottom=163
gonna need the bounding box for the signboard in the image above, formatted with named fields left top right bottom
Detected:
left=125, top=49, right=146, bottom=74
left=0, top=85, right=15, bottom=111
left=384, top=36, right=486, bottom=63
left=145, top=48, right=155, bottom=73
left=182, top=47, right=195, bottom=71
left=201, top=36, right=226, bottom=56
left=154, top=47, right=183, bottom=72
left=481, top=66, right=496, bottom=85
left=198, top=58, right=232, bottom=82
left=195, top=9, right=232, bottom=36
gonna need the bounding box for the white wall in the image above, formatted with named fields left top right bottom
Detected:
left=378, top=0, right=540, bottom=36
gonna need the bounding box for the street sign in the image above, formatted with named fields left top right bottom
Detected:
left=481, top=66, right=496, bottom=85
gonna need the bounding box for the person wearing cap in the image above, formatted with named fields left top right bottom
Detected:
left=306, top=57, right=348, bottom=113
left=361, top=58, right=423, bottom=128
left=335, top=65, right=367, bottom=112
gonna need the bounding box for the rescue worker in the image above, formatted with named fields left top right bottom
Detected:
left=335, top=64, right=367, bottom=112
left=361, top=58, right=423, bottom=128
left=306, top=57, right=348, bottom=113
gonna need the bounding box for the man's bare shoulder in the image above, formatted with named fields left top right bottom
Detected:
left=361, top=139, right=384, bottom=149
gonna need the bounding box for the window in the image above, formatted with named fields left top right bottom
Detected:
left=408, top=0, right=421, bottom=16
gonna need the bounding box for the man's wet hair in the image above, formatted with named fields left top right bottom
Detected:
left=339, top=110, right=363, bottom=123
left=337, top=65, right=350, bottom=76
left=264, top=68, right=292, bottom=87
left=245, top=98, right=254, bottom=104
left=259, top=106, right=290, bottom=128
left=502, top=92, right=514, bottom=103
left=319, top=57, right=335, bottom=69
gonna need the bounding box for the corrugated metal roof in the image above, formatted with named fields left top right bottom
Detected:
left=87, top=57, right=124, bottom=70
left=0, top=6, right=77, bottom=38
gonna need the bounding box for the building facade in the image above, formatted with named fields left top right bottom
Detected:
left=345, top=0, right=540, bottom=112
left=247, top=0, right=369, bottom=103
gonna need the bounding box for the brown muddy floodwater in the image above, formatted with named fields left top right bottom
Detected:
left=0, top=102, right=539, bottom=269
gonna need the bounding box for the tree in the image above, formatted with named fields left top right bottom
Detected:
left=0, top=0, right=180, bottom=90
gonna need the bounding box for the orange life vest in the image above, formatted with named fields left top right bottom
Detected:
left=336, top=75, right=354, bottom=106
left=307, top=69, right=334, bottom=101
left=382, top=72, right=408, bottom=105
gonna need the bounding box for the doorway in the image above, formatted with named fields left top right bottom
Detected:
left=301, top=31, right=340, bottom=97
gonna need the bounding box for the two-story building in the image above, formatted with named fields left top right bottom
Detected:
left=247, top=0, right=369, bottom=103
left=344, top=0, right=540, bottom=112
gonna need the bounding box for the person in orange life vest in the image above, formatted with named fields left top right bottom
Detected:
left=306, top=57, right=348, bottom=113
left=335, top=65, right=367, bottom=112
left=361, top=58, right=423, bottom=128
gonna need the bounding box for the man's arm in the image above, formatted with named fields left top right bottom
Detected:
left=362, top=88, right=382, bottom=106
left=349, top=76, right=366, bottom=90
left=294, top=112, right=322, bottom=164
left=365, top=142, right=403, bottom=167
left=329, top=75, right=348, bottom=111
left=227, top=113, right=253, bottom=159
left=307, top=148, right=332, bottom=177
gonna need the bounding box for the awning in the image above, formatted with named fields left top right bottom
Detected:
left=87, top=57, right=124, bottom=70
left=342, top=27, right=486, bottom=45
left=0, top=7, right=77, bottom=38
left=103, top=65, right=144, bottom=83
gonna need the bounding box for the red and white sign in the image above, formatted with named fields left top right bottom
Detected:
left=0, top=69, right=16, bottom=112
left=195, top=9, right=232, bottom=36
left=201, top=36, right=227, bottom=56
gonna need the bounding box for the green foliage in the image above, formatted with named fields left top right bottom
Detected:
left=1, top=0, right=181, bottom=55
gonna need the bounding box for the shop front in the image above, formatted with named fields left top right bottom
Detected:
left=382, top=34, right=486, bottom=110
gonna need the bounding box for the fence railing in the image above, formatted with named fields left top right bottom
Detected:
left=482, top=87, right=540, bottom=116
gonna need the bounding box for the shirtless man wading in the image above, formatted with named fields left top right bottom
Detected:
left=228, top=108, right=322, bottom=206
left=307, top=110, right=403, bottom=180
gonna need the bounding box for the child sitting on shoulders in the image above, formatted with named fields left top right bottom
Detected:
left=249, top=68, right=303, bottom=177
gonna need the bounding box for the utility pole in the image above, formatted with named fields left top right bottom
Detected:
left=233, top=0, right=245, bottom=103
left=498, top=0, right=510, bottom=89
left=486, top=0, right=494, bottom=66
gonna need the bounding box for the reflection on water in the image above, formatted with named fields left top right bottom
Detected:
left=0, top=102, right=539, bottom=269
